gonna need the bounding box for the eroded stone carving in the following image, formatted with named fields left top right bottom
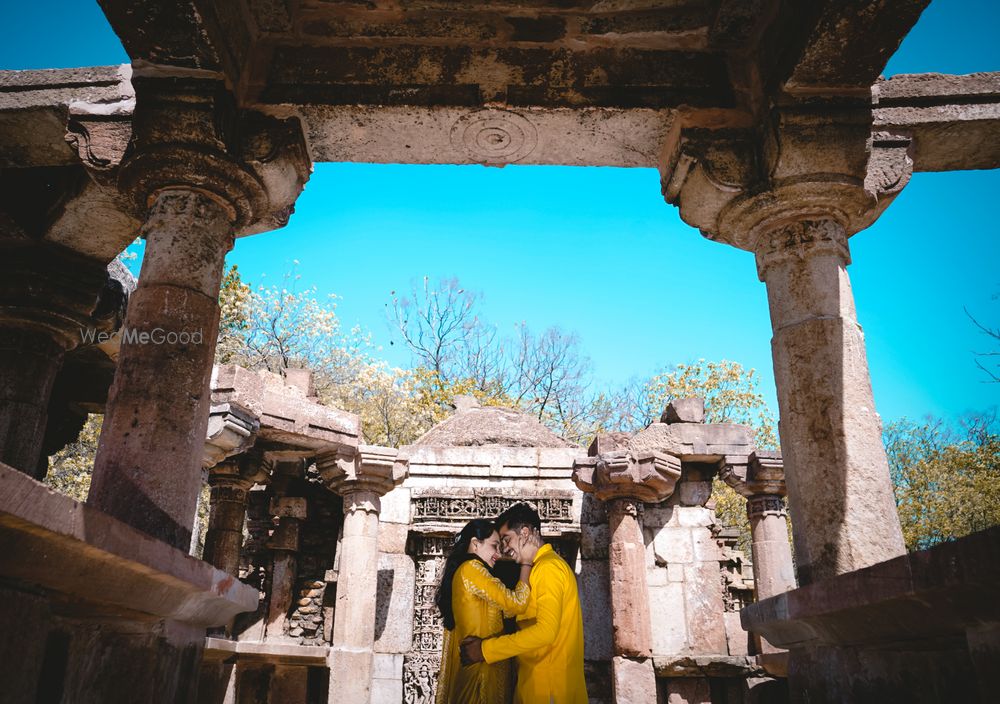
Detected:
left=450, top=109, right=538, bottom=165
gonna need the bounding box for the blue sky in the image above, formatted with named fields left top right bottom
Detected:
left=2, top=1, right=998, bottom=424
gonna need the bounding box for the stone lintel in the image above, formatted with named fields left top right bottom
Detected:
left=0, top=462, right=257, bottom=626
left=741, top=526, right=1000, bottom=650
left=202, top=637, right=329, bottom=665
left=874, top=72, right=1000, bottom=172
left=0, top=65, right=133, bottom=168
left=627, top=422, right=754, bottom=463
left=652, top=654, right=763, bottom=679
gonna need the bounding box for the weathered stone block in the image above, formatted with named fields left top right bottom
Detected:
left=665, top=676, right=712, bottom=704
left=649, top=582, right=687, bottom=655
left=374, top=553, right=415, bottom=653
left=653, top=526, right=694, bottom=565
left=612, top=656, right=657, bottom=703
left=372, top=652, right=403, bottom=680
left=582, top=523, right=609, bottom=559
left=667, top=563, right=685, bottom=582
left=662, top=398, right=705, bottom=424
left=691, top=528, right=721, bottom=562
left=724, top=612, right=750, bottom=656
left=377, top=521, right=409, bottom=554
left=579, top=560, right=613, bottom=661
left=683, top=563, right=728, bottom=654
left=677, top=480, right=712, bottom=507
left=379, top=486, right=411, bottom=524
left=676, top=506, right=714, bottom=528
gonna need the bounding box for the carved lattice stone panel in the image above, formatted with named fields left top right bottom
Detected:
left=411, top=490, right=575, bottom=524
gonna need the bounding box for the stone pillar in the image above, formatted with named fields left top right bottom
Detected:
left=755, top=219, right=905, bottom=583
left=0, top=248, right=110, bottom=476
left=607, top=497, right=652, bottom=658
left=266, top=495, right=308, bottom=640
left=88, top=190, right=233, bottom=548
left=574, top=450, right=682, bottom=704
left=86, top=76, right=309, bottom=550
left=744, top=452, right=796, bottom=601
left=318, top=446, right=408, bottom=704
left=203, top=460, right=259, bottom=575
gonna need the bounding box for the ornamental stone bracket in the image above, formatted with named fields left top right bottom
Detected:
left=203, top=402, right=260, bottom=469
left=317, top=445, right=409, bottom=504
left=573, top=450, right=682, bottom=504
left=720, top=451, right=786, bottom=500
left=659, top=106, right=916, bottom=252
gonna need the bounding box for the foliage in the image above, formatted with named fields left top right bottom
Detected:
left=44, top=414, right=103, bottom=502
left=644, top=360, right=778, bottom=449
left=886, top=412, right=1000, bottom=550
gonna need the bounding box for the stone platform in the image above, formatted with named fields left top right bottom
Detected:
left=0, top=461, right=259, bottom=703
left=742, top=527, right=1000, bottom=703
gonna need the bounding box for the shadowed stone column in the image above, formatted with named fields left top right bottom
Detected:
left=319, top=445, right=408, bottom=704
left=755, top=219, right=905, bottom=583
left=574, top=449, right=681, bottom=704
left=266, top=494, right=308, bottom=640
left=0, top=248, right=114, bottom=476
left=89, top=190, right=234, bottom=548
left=87, top=76, right=309, bottom=549
left=203, top=458, right=267, bottom=575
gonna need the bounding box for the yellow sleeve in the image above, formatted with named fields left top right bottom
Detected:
left=461, top=560, right=530, bottom=615
left=481, top=563, right=564, bottom=663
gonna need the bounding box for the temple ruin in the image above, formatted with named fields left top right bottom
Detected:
left=1, top=1, right=999, bottom=702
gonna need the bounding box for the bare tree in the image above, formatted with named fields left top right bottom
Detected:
left=388, top=277, right=480, bottom=382
left=966, top=305, right=1000, bottom=383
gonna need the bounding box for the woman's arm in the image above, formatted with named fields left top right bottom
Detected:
left=461, top=559, right=531, bottom=615
left=481, top=562, right=564, bottom=663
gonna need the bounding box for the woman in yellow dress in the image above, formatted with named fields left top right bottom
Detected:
left=434, top=519, right=532, bottom=704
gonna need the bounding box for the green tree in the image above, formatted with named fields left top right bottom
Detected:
left=44, top=414, right=103, bottom=501
left=886, top=412, right=1000, bottom=550
left=636, top=359, right=781, bottom=557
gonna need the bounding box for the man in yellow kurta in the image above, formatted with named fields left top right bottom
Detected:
left=460, top=503, right=588, bottom=704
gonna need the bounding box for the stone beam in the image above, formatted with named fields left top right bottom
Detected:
left=0, top=65, right=133, bottom=168
left=767, top=0, right=930, bottom=99
left=875, top=72, right=1000, bottom=172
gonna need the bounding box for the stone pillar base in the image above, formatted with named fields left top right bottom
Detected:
left=612, top=656, right=657, bottom=704
left=328, top=646, right=374, bottom=704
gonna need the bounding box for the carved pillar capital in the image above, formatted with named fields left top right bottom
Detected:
left=753, top=218, right=850, bottom=282
left=317, top=445, right=409, bottom=509
left=117, top=76, right=311, bottom=233
left=573, top=450, right=681, bottom=503
left=746, top=450, right=786, bottom=498
left=747, top=494, right=788, bottom=520
left=660, top=108, right=913, bottom=254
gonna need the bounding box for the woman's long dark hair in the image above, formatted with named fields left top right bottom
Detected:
left=435, top=518, right=496, bottom=630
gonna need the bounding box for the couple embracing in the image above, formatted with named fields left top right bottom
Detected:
left=433, top=503, right=588, bottom=704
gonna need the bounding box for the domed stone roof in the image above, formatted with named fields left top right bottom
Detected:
left=412, top=398, right=577, bottom=449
